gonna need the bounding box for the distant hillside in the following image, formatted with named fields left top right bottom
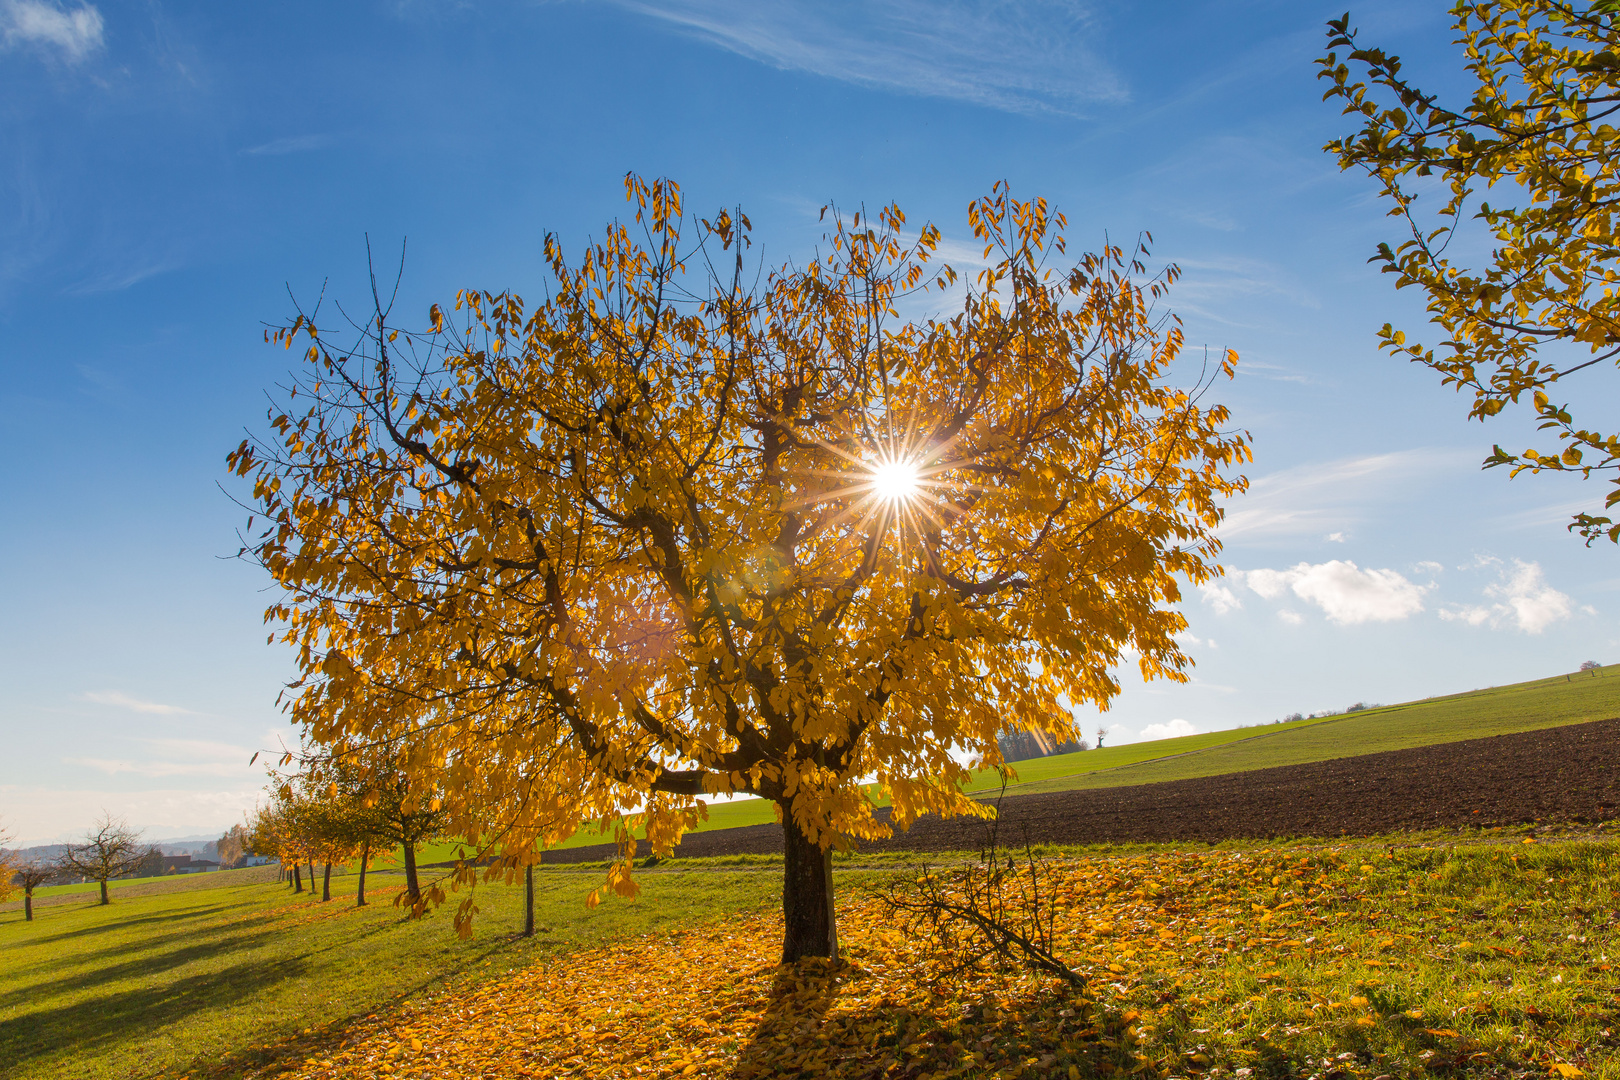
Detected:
left=995, top=663, right=1620, bottom=796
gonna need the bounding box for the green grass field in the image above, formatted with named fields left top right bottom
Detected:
left=0, top=861, right=781, bottom=1079
left=7, top=828, right=1620, bottom=1079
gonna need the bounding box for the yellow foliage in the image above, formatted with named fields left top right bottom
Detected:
left=230, top=177, right=1248, bottom=948
left=1321, top=3, right=1620, bottom=543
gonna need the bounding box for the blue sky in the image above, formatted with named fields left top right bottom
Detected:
left=1, top=0, right=1614, bottom=845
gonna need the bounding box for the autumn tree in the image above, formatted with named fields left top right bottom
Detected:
left=352, top=761, right=448, bottom=912
left=1320, top=3, right=1620, bottom=543
left=217, top=823, right=251, bottom=869
left=0, top=817, right=15, bottom=906
left=247, top=794, right=304, bottom=891
left=60, top=814, right=145, bottom=905
left=230, top=177, right=1248, bottom=960
left=296, top=753, right=389, bottom=905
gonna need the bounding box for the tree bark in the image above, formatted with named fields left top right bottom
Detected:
left=307, top=859, right=315, bottom=891
left=356, top=841, right=369, bottom=907
left=322, top=862, right=332, bottom=902
left=524, top=863, right=535, bottom=937
left=780, top=808, right=837, bottom=962
left=403, top=842, right=420, bottom=904
left=98, top=878, right=109, bottom=905
left=292, top=863, right=303, bottom=893
left=24, top=889, right=33, bottom=921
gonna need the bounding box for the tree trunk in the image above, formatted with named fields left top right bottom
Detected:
left=322, top=862, right=332, bottom=902
left=98, top=878, right=110, bottom=905
left=524, top=863, right=535, bottom=937
left=308, top=859, right=315, bottom=890
left=24, top=888, right=33, bottom=921
left=292, top=863, right=303, bottom=893
left=780, top=808, right=837, bottom=962
left=356, top=841, right=369, bottom=907
left=403, top=842, right=420, bottom=904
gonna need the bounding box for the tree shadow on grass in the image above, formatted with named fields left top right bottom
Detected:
left=0, top=926, right=289, bottom=1011
left=22, top=903, right=237, bottom=946
left=0, top=909, right=413, bottom=1076
left=729, top=960, right=843, bottom=1079
left=0, top=951, right=316, bottom=1067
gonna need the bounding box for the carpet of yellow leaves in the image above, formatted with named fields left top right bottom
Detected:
left=239, top=840, right=1620, bottom=1080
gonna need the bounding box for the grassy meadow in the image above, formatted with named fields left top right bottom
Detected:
left=0, top=861, right=779, bottom=1079
left=9, top=664, right=1617, bottom=1078
left=5, top=827, right=1619, bottom=1079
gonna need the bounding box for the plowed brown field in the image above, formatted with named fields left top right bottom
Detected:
left=545, top=714, right=1620, bottom=863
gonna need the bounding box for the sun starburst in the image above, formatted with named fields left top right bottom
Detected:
left=870, top=457, right=922, bottom=503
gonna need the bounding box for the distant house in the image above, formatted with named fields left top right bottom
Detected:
left=160, top=854, right=221, bottom=874
left=241, top=854, right=274, bottom=867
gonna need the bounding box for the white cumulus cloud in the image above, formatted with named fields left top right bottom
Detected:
left=1, top=0, right=103, bottom=62
left=1138, top=718, right=1197, bottom=742
left=1440, top=559, right=1574, bottom=634
left=1239, top=560, right=1430, bottom=625
left=1198, top=581, right=1241, bottom=614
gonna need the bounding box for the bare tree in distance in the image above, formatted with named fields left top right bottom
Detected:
left=60, top=814, right=145, bottom=905
left=13, top=860, right=57, bottom=921
left=1581, top=660, right=1602, bottom=673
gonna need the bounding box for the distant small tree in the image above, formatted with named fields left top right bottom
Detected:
left=1581, top=660, right=1602, bottom=673
left=13, top=859, right=56, bottom=921
left=247, top=798, right=301, bottom=890
left=1095, top=726, right=1107, bottom=749
left=216, top=823, right=251, bottom=869
left=362, top=768, right=447, bottom=912
left=309, top=759, right=387, bottom=907
left=1283, top=712, right=1305, bottom=724
left=303, top=784, right=367, bottom=903
left=60, top=814, right=145, bottom=904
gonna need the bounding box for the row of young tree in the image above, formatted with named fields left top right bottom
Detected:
left=247, top=751, right=447, bottom=910
left=246, top=746, right=548, bottom=936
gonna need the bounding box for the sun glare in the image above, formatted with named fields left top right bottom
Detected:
left=871, top=458, right=921, bottom=502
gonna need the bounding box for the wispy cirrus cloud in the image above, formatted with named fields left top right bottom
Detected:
left=1, top=0, right=103, bottom=63
left=79, top=690, right=195, bottom=715
left=1218, top=449, right=1479, bottom=542
left=609, top=0, right=1125, bottom=116
left=240, top=134, right=334, bottom=157
left=64, top=736, right=260, bottom=779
